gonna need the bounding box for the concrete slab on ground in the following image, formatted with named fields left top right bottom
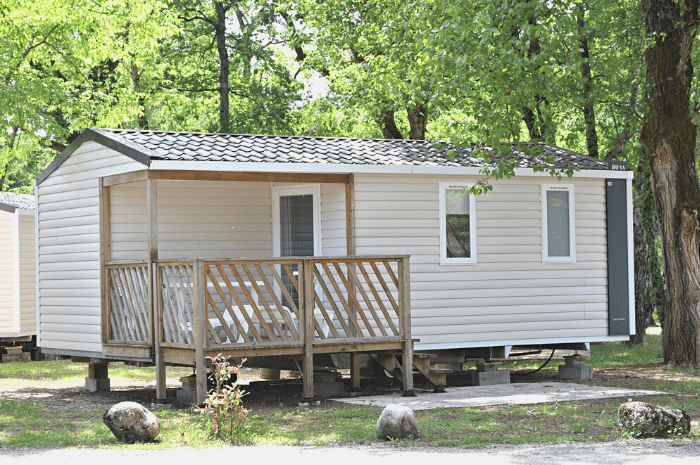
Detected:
left=334, top=382, right=665, bottom=410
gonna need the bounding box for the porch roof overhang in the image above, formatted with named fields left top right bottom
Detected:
left=0, top=192, right=35, bottom=213
left=36, top=128, right=633, bottom=187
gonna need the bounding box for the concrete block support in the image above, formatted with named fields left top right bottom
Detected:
left=2, top=346, right=30, bottom=363
left=471, top=362, right=510, bottom=386
left=85, top=362, right=110, bottom=392
left=313, top=382, right=345, bottom=398
left=472, top=370, right=511, bottom=386
left=558, top=355, right=593, bottom=380
left=177, top=376, right=197, bottom=405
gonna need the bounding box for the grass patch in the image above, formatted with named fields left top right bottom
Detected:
left=0, top=398, right=212, bottom=449
left=588, top=333, right=664, bottom=367
left=2, top=328, right=699, bottom=449
left=0, top=360, right=191, bottom=386
left=504, top=331, right=665, bottom=372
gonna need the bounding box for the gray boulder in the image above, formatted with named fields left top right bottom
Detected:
left=103, top=401, right=160, bottom=443
left=618, top=401, right=690, bottom=438
left=376, top=404, right=419, bottom=439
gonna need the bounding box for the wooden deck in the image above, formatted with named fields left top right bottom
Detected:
left=102, top=255, right=413, bottom=402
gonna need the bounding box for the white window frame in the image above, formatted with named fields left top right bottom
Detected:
left=439, top=183, right=477, bottom=265
left=541, top=184, right=576, bottom=263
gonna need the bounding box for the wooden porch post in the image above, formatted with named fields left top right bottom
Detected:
left=148, top=177, right=166, bottom=400
left=99, top=179, right=111, bottom=344
left=345, top=175, right=361, bottom=390
left=400, top=257, right=414, bottom=394
left=194, top=259, right=207, bottom=405
left=302, top=259, right=315, bottom=400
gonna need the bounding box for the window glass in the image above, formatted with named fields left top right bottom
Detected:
left=546, top=189, right=570, bottom=257
left=279, top=194, right=314, bottom=307
left=445, top=188, right=471, bottom=258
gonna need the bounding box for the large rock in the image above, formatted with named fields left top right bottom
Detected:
left=376, top=404, right=419, bottom=439
left=618, top=401, right=690, bottom=438
left=103, top=402, right=160, bottom=443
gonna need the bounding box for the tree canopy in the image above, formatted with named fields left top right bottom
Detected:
left=4, top=0, right=692, bottom=363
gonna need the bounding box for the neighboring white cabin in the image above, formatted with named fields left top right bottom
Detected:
left=35, top=129, right=634, bottom=360
left=0, top=193, right=36, bottom=340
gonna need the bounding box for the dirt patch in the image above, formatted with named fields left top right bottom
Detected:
left=0, top=362, right=680, bottom=416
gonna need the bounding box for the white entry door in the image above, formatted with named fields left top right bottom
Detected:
left=272, top=185, right=322, bottom=307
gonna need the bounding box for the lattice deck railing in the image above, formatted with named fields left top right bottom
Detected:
left=104, top=256, right=409, bottom=352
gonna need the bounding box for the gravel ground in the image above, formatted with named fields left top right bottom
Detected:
left=3, top=441, right=700, bottom=464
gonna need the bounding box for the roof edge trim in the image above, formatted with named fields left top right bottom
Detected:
left=149, top=160, right=634, bottom=179
left=36, top=128, right=152, bottom=186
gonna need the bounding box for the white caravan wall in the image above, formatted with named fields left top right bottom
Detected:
left=36, top=142, right=145, bottom=353
left=353, top=174, right=609, bottom=350
left=110, top=179, right=273, bottom=261
left=0, top=210, right=13, bottom=333
left=18, top=211, right=36, bottom=334
left=320, top=184, right=347, bottom=257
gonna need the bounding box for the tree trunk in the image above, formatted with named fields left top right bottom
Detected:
left=649, top=225, right=666, bottom=327
left=604, top=77, right=639, bottom=161
left=577, top=4, right=598, bottom=158
left=0, top=163, right=8, bottom=192
left=406, top=106, right=428, bottom=140
left=639, top=0, right=700, bottom=366
left=0, top=128, right=19, bottom=191
left=131, top=64, right=149, bottom=130
left=215, top=2, right=230, bottom=133
left=522, top=106, right=542, bottom=140
left=629, top=161, right=650, bottom=345
left=376, top=110, right=403, bottom=139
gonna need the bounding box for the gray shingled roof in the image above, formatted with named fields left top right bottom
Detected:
left=90, top=128, right=612, bottom=171
left=0, top=192, right=35, bottom=211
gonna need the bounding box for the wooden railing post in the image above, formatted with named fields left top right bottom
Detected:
left=99, top=179, right=111, bottom=344
left=399, top=257, right=414, bottom=394
left=349, top=258, right=360, bottom=390
left=148, top=177, right=166, bottom=400
left=194, top=259, right=207, bottom=405
left=302, top=259, right=315, bottom=400
left=154, top=261, right=165, bottom=391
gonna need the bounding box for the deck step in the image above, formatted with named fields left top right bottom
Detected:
left=369, top=352, right=452, bottom=387
left=429, top=368, right=452, bottom=373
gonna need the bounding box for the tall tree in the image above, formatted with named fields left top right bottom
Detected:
left=290, top=0, right=437, bottom=139
left=639, top=0, right=700, bottom=366
left=165, top=0, right=302, bottom=134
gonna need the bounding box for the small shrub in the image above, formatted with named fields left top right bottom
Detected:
left=199, top=355, right=251, bottom=443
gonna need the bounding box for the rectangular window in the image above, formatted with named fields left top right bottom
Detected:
left=440, top=183, right=476, bottom=265
left=541, top=185, right=576, bottom=262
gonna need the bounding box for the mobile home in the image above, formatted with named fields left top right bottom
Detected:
left=35, top=128, right=634, bottom=401
left=0, top=192, right=36, bottom=361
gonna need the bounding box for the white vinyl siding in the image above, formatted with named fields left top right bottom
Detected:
left=0, top=210, right=13, bottom=333
left=353, top=174, right=608, bottom=349
left=36, top=142, right=146, bottom=353
left=110, top=179, right=273, bottom=261
left=321, top=184, right=347, bottom=257
left=18, top=212, right=36, bottom=333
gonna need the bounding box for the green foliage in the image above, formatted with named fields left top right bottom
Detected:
left=1, top=146, right=55, bottom=194
left=199, top=355, right=251, bottom=443
left=291, top=97, right=382, bottom=138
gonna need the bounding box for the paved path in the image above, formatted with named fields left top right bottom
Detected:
left=336, top=382, right=664, bottom=410
left=3, top=442, right=700, bottom=465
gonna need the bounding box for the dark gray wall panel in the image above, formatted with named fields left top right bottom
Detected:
left=606, top=178, right=630, bottom=335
